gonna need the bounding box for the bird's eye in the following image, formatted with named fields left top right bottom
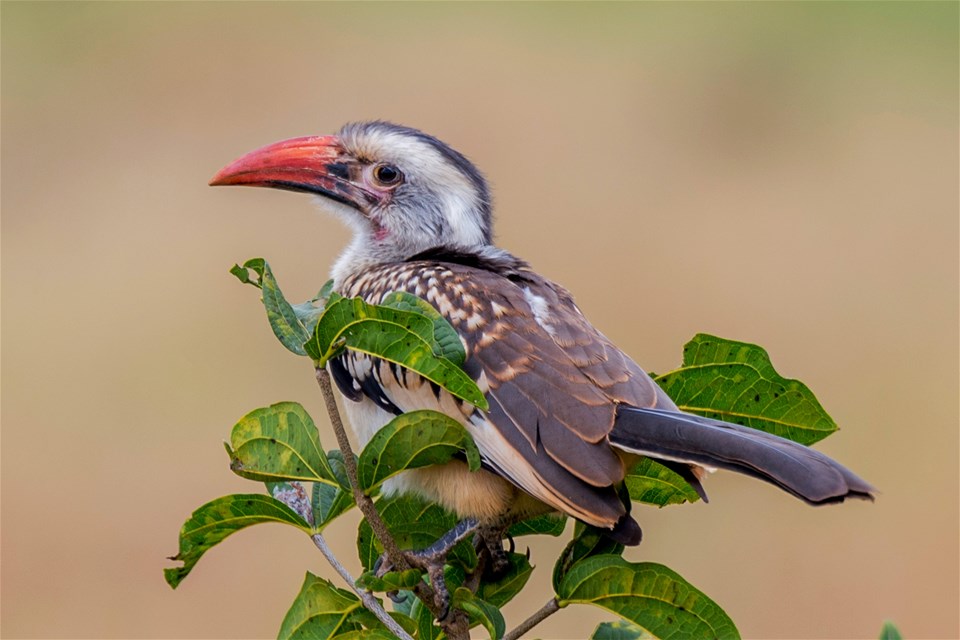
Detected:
left=372, top=163, right=403, bottom=187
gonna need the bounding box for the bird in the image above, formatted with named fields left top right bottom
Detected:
left=210, top=120, right=873, bottom=553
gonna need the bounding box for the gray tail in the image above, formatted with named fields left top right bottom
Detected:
left=611, top=406, right=875, bottom=505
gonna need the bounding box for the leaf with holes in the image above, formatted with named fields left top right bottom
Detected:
left=164, top=494, right=311, bottom=589
left=653, top=333, right=837, bottom=445
left=305, top=295, right=487, bottom=409
left=557, top=556, right=740, bottom=640
left=226, top=402, right=338, bottom=486
left=357, top=410, right=481, bottom=493
left=625, top=458, right=701, bottom=507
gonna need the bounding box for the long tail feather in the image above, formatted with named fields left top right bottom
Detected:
left=611, top=406, right=875, bottom=505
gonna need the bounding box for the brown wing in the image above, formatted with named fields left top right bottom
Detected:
left=339, top=256, right=669, bottom=527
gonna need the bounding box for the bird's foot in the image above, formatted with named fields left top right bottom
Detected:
left=373, top=518, right=480, bottom=618
left=475, top=524, right=513, bottom=580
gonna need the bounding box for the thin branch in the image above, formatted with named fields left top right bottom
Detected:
left=315, top=367, right=408, bottom=565
left=269, top=483, right=414, bottom=639
left=314, top=366, right=471, bottom=639
left=503, top=598, right=561, bottom=640
left=311, top=533, right=415, bottom=640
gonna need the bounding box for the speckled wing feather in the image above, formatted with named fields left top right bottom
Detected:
left=336, top=249, right=672, bottom=529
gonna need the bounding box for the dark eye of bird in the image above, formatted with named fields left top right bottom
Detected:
left=373, top=163, right=403, bottom=186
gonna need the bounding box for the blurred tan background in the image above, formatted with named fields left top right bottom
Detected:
left=2, top=2, right=957, bottom=639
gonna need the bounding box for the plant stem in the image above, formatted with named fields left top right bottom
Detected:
left=314, top=366, right=471, bottom=639
left=311, top=533, right=415, bottom=640
left=315, top=367, right=408, bottom=565
left=503, top=598, right=561, bottom=640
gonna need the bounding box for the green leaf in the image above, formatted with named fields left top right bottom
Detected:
left=291, top=279, right=336, bottom=337
left=508, top=513, right=568, bottom=538
left=328, top=630, right=396, bottom=640
left=410, top=599, right=443, bottom=640
left=476, top=552, right=534, bottom=608
left=164, top=494, right=311, bottom=588
left=879, top=621, right=903, bottom=640
left=625, top=458, right=701, bottom=507
left=349, top=609, right=417, bottom=636
left=356, top=494, right=477, bottom=573
left=452, top=588, right=505, bottom=640
left=230, top=261, right=261, bottom=287
left=357, top=410, right=481, bottom=493
left=591, top=620, right=655, bottom=640
left=380, top=291, right=467, bottom=366
left=356, top=569, right=425, bottom=592
left=226, top=402, right=338, bottom=486
left=557, top=556, right=740, bottom=640
left=653, top=334, right=836, bottom=445
left=231, top=258, right=311, bottom=356
left=553, top=521, right=625, bottom=593
left=313, top=451, right=356, bottom=529
left=306, top=295, right=488, bottom=409
left=278, top=572, right=362, bottom=640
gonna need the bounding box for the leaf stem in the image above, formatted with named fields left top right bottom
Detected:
left=310, top=533, right=414, bottom=640
left=503, top=598, right=560, bottom=640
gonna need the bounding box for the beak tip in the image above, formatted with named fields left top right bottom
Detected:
left=208, top=166, right=233, bottom=187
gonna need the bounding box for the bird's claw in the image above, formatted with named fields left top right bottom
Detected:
left=476, top=524, right=512, bottom=580
left=372, top=518, right=480, bottom=617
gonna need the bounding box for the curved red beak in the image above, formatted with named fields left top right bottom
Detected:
left=209, top=136, right=374, bottom=210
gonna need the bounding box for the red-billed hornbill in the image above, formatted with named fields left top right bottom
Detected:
left=211, top=121, right=873, bottom=564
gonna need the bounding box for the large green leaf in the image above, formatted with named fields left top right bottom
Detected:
left=357, top=410, right=481, bottom=493
left=476, top=552, right=534, bottom=608
left=226, top=402, right=338, bottom=486
left=508, top=513, right=568, bottom=538
left=277, top=572, right=362, bottom=640
left=452, top=588, right=505, bottom=640
left=653, top=334, right=836, bottom=445
left=305, top=295, right=488, bottom=409
left=409, top=599, right=443, bottom=640
left=591, top=620, right=655, bottom=640
left=552, top=522, right=625, bottom=593
left=356, top=495, right=477, bottom=573
left=557, top=556, right=740, bottom=640
left=230, top=258, right=311, bottom=356
left=625, top=458, right=701, bottom=507
left=164, top=494, right=311, bottom=588
left=380, top=291, right=466, bottom=366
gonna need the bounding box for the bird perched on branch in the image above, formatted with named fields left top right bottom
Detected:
left=211, top=121, right=873, bottom=551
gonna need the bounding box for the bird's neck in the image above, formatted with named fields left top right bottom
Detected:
left=330, top=233, right=524, bottom=291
